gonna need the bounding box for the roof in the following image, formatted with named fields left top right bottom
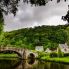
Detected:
left=59, top=43, right=68, bottom=49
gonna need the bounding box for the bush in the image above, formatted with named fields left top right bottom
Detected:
left=37, top=51, right=47, bottom=58
left=50, top=52, right=57, bottom=58
left=64, top=53, right=69, bottom=57
left=57, top=47, right=64, bottom=57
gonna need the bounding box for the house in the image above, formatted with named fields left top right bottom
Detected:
left=59, top=43, right=69, bottom=53
left=35, top=46, right=44, bottom=51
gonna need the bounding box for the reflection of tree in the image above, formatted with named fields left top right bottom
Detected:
left=0, top=59, right=21, bottom=69
left=50, top=62, right=65, bottom=69
left=36, top=61, right=45, bottom=69
left=27, top=59, right=35, bottom=65
left=44, top=62, right=50, bottom=69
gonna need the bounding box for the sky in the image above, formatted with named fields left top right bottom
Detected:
left=3, top=0, right=69, bottom=31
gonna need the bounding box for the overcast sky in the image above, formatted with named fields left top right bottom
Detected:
left=3, top=0, right=69, bottom=31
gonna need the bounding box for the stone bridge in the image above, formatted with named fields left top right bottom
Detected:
left=0, top=47, right=38, bottom=59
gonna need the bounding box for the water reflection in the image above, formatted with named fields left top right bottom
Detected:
left=0, top=58, right=21, bottom=69
left=27, top=59, right=35, bottom=65
left=0, top=58, right=69, bottom=69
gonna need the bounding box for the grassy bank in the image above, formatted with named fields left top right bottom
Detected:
left=37, top=50, right=69, bottom=64
left=0, top=54, right=18, bottom=58
left=41, top=56, right=69, bottom=63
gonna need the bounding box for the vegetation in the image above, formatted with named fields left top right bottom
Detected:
left=0, top=54, right=18, bottom=58
left=0, top=0, right=69, bottom=60
left=0, top=0, right=68, bottom=50
left=0, top=25, right=67, bottom=50
left=0, top=0, right=69, bottom=51
left=37, top=51, right=69, bottom=63
left=41, top=56, right=69, bottom=63
left=57, top=47, right=64, bottom=57
left=0, top=0, right=67, bottom=17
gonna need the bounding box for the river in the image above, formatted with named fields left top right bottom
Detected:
left=0, top=58, right=69, bottom=69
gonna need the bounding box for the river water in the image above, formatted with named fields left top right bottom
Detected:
left=0, top=58, right=69, bottom=69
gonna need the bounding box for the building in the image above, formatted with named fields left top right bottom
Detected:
left=35, top=46, right=44, bottom=51
left=59, top=43, right=69, bottom=53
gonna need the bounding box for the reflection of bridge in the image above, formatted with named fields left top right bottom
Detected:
left=0, top=47, right=38, bottom=59
left=15, top=59, right=38, bottom=69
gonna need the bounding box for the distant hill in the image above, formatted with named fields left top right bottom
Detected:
left=1, top=25, right=69, bottom=50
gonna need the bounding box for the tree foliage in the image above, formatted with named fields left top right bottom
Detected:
left=0, top=0, right=20, bottom=16
left=1, top=25, right=67, bottom=49
left=0, top=0, right=68, bottom=15
left=0, top=11, right=4, bottom=33
left=62, top=9, right=69, bottom=24
left=0, top=0, right=69, bottom=49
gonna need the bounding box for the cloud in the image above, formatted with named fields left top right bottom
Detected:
left=4, top=0, right=69, bottom=31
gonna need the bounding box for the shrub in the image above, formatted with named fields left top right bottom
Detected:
left=50, top=52, right=57, bottom=58
left=57, top=47, right=64, bottom=57
left=37, top=51, right=47, bottom=58
left=64, top=53, right=69, bottom=57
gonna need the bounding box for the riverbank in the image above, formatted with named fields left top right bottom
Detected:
left=0, top=54, right=18, bottom=57
left=41, top=56, right=69, bottom=64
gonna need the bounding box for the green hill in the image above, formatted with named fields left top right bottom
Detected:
left=0, top=25, right=69, bottom=50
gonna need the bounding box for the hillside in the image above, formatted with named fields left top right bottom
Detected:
left=1, top=25, right=69, bottom=50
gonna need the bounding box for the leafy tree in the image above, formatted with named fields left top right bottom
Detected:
left=3, top=25, right=68, bottom=49
left=57, top=47, right=63, bottom=57
left=62, top=5, right=69, bottom=24
left=0, top=11, right=4, bottom=33
left=0, top=0, right=68, bottom=16
left=46, top=42, right=58, bottom=50
left=48, top=29, right=67, bottom=44
left=65, top=27, right=69, bottom=45
left=0, top=0, right=20, bottom=16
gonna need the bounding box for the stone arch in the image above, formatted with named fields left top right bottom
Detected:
left=28, top=53, right=35, bottom=59
left=0, top=50, right=22, bottom=58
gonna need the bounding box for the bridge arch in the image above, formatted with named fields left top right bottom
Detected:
left=28, top=53, right=35, bottom=59
left=0, top=50, right=22, bottom=58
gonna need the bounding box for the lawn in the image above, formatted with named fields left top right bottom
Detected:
left=0, top=54, right=18, bottom=58
left=41, top=56, right=69, bottom=63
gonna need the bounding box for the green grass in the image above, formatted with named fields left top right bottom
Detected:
left=41, top=56, right=69, bottom=63
left=0, top=54, right=18, bottom=58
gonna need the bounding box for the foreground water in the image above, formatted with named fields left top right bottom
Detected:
left=0, top=58, right=69, bottom=69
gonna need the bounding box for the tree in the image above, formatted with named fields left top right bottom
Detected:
left=48, top=29, right=67, bottom=44
left=62, top=5, right=69, bottom=24
left=0, top=11, right=4, bottom=34
left=0, top=0, right=20, bottom=16
left=24, top=0, right=67, bottom=6
left=0, top=0, right=68, bottom=16
left=46, top=42, right=58, bottom=50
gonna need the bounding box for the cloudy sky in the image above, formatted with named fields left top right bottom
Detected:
left=3, top=0, right=69, bottom=31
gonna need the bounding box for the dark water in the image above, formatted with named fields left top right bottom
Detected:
left=0, top=58, right=69, bottom=69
